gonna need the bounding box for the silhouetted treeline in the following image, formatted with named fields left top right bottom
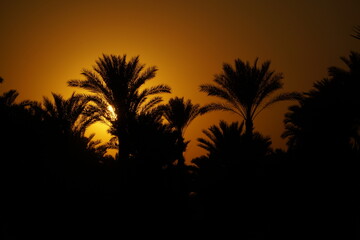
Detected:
left=1, top=50, right=359, bottom=239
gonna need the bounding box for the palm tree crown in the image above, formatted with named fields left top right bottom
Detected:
left=197, top=121, right=245, bottom=160
left=159, top=97, right=210, bottom=136
left=42, top=92, right=97, bottom=137
left=200, top=58, right=300, bottom=136
left=68, top=54, right=171, bottom=159
left=158, top=96, right=211, bottom=165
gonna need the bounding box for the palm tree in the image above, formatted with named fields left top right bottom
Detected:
left=158, top=97, right=211, bottom=166
left=281, top=52, right=360, bottom=238
left=42, top=92, right=98, bottom=137
left=197, top=121, right=244, bottom=163
left=0, top=78, right=33, bottom=107
left=40, top=92, right=110, bottom=157
left=192, top=120, right=272, bottom=233
left=200, top=58, right=300, bottom=136
left=68, top=54, right=171, bottom=160
left=196, top=120, right=271, bottom=165
left=283, top=51, right=360, bottom=154
left=0, top=89, right=20, bottom=106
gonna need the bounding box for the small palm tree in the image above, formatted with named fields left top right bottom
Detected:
left=42, top=92, right=98, bottom=137
left=196, top=121, right=245, bottom=164
left=197, top=120, right=271, bottom=162
left=0, top=78, right=33, bottom=107
left=200, top=58, right=300, bottom=136
left=158, top=97, right=211, bottom=166
left=0, top=89, right=20, bottom=106
left=41, top=92, right=109, bottom=158
left=68, top=54, right=171, bottom=160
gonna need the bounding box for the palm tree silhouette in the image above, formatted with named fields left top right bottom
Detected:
left=0, top=89, right=20, bottom=106
left=283, top=52, right=360, bottom=152
left=158, top=97, right=211, bottom=166
left=192, top=120, right=272, bottom=236
left=40, top=92, right=111, bottom=158
left=196, top=120, right=271, bottom=165
left=197, top=121, right=244, bottom=162
left=0, top=78, right=33, bottom=107
left=281, top=52, right=360, bottom=239
left=200, top=58, right=300, bottom=136
left=42, top=92, right=98, bottom=137
left=68, top=54, right=171, bottom=160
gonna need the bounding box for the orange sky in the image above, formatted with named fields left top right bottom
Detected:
left=1, top=0, right=359, bottom=161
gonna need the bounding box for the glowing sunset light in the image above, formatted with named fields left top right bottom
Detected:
left=107, top=104, right=117, bottom=121
left=0, top=0, right=359, bottom=161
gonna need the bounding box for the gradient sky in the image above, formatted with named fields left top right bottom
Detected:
left=1, top=0, right=359, bottom=161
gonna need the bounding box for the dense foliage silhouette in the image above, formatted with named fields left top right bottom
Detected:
left=282, top=51, right=360, bottom=238
left=1, top=48, right=359, bottom=238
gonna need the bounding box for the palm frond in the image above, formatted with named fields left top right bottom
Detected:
left=197, top=137, right=215, bottom=153
left=130, top=66, right=158, bottom=92
left=204, top=102, right=242, bottom=116
left=351, top=25, right=360, bottom=40
left=198, top=104, right=216, bottom=115
left=200, top=83, right=245, bottom=116
left=200, top=84, right=233, bottom=102
left=254, top=73, right=283, bottom=107
left=253, top=92, right=302, bottom=119
left=139, top=96, right=163, bottom=114
left=1, top=90, right=19, bottom=106
left=146, top=84, right=172, bottom=96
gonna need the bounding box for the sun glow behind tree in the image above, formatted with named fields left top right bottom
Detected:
left=107, top=104, right=117, bottom=121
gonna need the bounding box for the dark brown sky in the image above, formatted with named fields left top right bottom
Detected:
left=1, top=0, right=359, bottom=161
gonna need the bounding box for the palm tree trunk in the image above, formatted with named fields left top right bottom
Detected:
left=245, top=118, right=254, bottom=137
left=178, top=153, right=185, bottom=167
left=177, top=135, right=186, bottom=167
left=117, top=137, right=128, bottom=161
left=116, top=125, right=130, bottom=162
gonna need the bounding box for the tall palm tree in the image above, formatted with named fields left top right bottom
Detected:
left=68, top=54, right=171, bottom=160
left=200, top=58, right=300, bottom=136
left=158, top=97, right=211, bottom=166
